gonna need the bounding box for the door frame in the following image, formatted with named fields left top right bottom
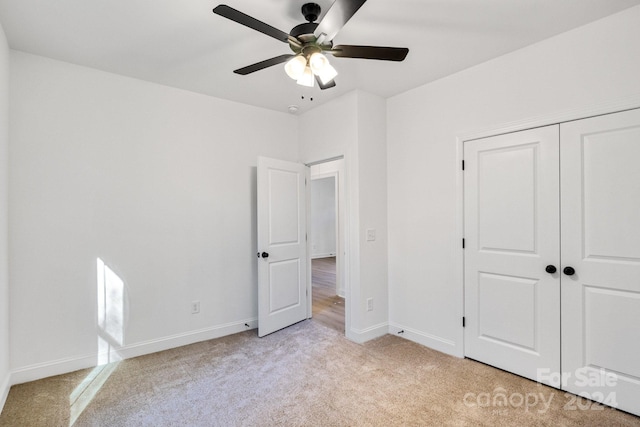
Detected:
left=306, top=157, right=348, bottom=331
left=310, top=171, right=342, bottom=297
left=455, top=96, right=640, bottom=359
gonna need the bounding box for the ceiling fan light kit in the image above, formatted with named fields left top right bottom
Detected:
left=284, top=55, right=307, bottom=80
left=213, top=0, right=409, bottom=91
left=284, top=51, right=338, bottom=88
left=297, top=66, right=315, bottom=87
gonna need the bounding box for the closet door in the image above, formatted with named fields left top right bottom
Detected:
left=561, top=108, right=640, bottom=416
left=464, top=125, right=561, bottom=387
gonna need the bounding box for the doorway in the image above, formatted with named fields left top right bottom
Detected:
left=309, top=160, right=345, bottom=332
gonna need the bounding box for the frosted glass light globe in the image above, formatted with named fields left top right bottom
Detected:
left=309, top=52, right=337, bottom=84
left=297, top=66, right=315, bottom=87
left=284, top=55, right=307, bottom=80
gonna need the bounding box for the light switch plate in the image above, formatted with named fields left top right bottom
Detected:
left=366, top=228, right=376, bottom=241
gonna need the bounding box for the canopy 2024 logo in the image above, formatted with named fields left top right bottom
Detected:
left=538, top=367, right=618, bottom=410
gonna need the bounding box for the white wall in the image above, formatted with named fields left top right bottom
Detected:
left=310, top=177, right=336, bottom=258
left=387, top=5, right=640, bottom=356
left=300, top=90, right=388, bottom=342
left=356, top=91, right=388, bottom=334
left=0, top=21, right=10, bottom=410
left=9, top=51, right=298, bottom=382
left=300, top=92, right=358, bottom=163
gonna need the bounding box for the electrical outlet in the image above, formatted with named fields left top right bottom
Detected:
left=191, top=300, right=200, bottom=314
left=367, top=298, right=373, bottom=312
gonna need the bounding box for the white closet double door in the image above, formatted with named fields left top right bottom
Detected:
left=464, top=108, right=640, bottom=416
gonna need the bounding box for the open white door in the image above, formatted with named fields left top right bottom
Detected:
left=257, top=156, right=309, bottom=337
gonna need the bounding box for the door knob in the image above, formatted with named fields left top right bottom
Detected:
left=545, top=265, right=557, bottom=274
left=563, top=266, right=575, bottom=276
left=261, top=252, right=269, bottom=258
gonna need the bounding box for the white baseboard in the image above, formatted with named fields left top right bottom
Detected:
left=117, top=318, right=257, bottom=361
left=346, top=322, right=388, bottom=343
left=11, top=352, right=99, bottom=386
left=11, top=318, right=258, bottom=385
left=311, top=253, right=336, bottom=259
left=388, top=323, right=461, bottom=357
left=0, top=371, right=10, bottom=413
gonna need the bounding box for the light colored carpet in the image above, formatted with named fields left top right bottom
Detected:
left=1, top=320, right=639, bottom=426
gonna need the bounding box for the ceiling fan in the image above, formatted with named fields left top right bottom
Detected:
left=213, top=0, right=409, bottom=90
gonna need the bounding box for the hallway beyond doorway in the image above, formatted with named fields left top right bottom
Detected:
left=311, top=257, right=344, bottom=332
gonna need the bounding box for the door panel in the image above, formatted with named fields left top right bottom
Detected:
left=477, top=272, right=537, bottom=351
left=257, top=157, right=308, bottom=337
left=561, top=108, right=640, bottom=416
left=584, top=287, right=640, bottom=378
left=477, top=144, right=537, bottom=253
left=581, top=127, right=640, bottom=261
left=268, top=168, right=301, bottom=244
left=464, top=125, right=561, bottom=387
left=269, top=259, right=301, bottom=312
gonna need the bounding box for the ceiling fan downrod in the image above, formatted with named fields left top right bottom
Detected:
left=301, top=3, right=321, bottom=23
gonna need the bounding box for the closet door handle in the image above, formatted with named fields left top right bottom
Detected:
left=545, top=265, right=557, bottom=274
left=261, top=252, right=269, bottom=258
left=563, top=266, right=575, bottom=276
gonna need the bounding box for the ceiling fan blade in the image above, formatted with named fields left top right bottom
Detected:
left=315, top=75, right=337, bottom=90
left=331, top=45, right=409, bottom=61
left=234, top=54, right=295, bottom=75
left=313, top=0, right=367, bottom=42
left=213, top=5, right=290, bottom=43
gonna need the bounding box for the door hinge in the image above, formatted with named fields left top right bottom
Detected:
left=462, top=317, right=466, bottom=327
left=462, top=160, right=465, bottom=171
left=462, top=238, right=465, bottom=249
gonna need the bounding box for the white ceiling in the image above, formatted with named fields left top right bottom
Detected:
left=1, top=0, right=639, bottom=114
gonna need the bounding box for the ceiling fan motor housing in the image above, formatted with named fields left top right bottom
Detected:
left=290, top=22, right=318, bottom=39
left=289, top=3, right=334, bottom=53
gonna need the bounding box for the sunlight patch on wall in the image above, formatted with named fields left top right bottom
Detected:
left=97, top=257, right=124, bottom=365
left=68, top=258, right=127, bottom=426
